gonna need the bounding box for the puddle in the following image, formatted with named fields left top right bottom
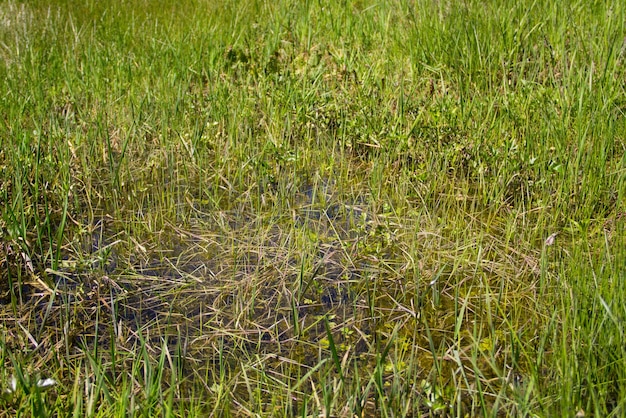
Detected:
left=0, top=175, right=540, bottom=415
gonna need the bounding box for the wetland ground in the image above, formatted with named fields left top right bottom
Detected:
left=1, top=0, right=625, bottom=416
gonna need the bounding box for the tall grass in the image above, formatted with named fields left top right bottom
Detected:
left=0, top=0, right=625, bottom=415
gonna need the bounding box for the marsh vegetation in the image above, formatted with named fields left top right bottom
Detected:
left=1, top=0, right=625, bottom=416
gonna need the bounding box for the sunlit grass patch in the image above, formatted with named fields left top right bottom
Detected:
left=1, top=0, right=625, bottom=416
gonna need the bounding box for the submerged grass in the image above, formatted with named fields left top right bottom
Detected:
left=1, top=0, right=625, bottom=415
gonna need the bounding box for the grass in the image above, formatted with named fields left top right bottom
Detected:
left=0, top=0, right=625, bottom=415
